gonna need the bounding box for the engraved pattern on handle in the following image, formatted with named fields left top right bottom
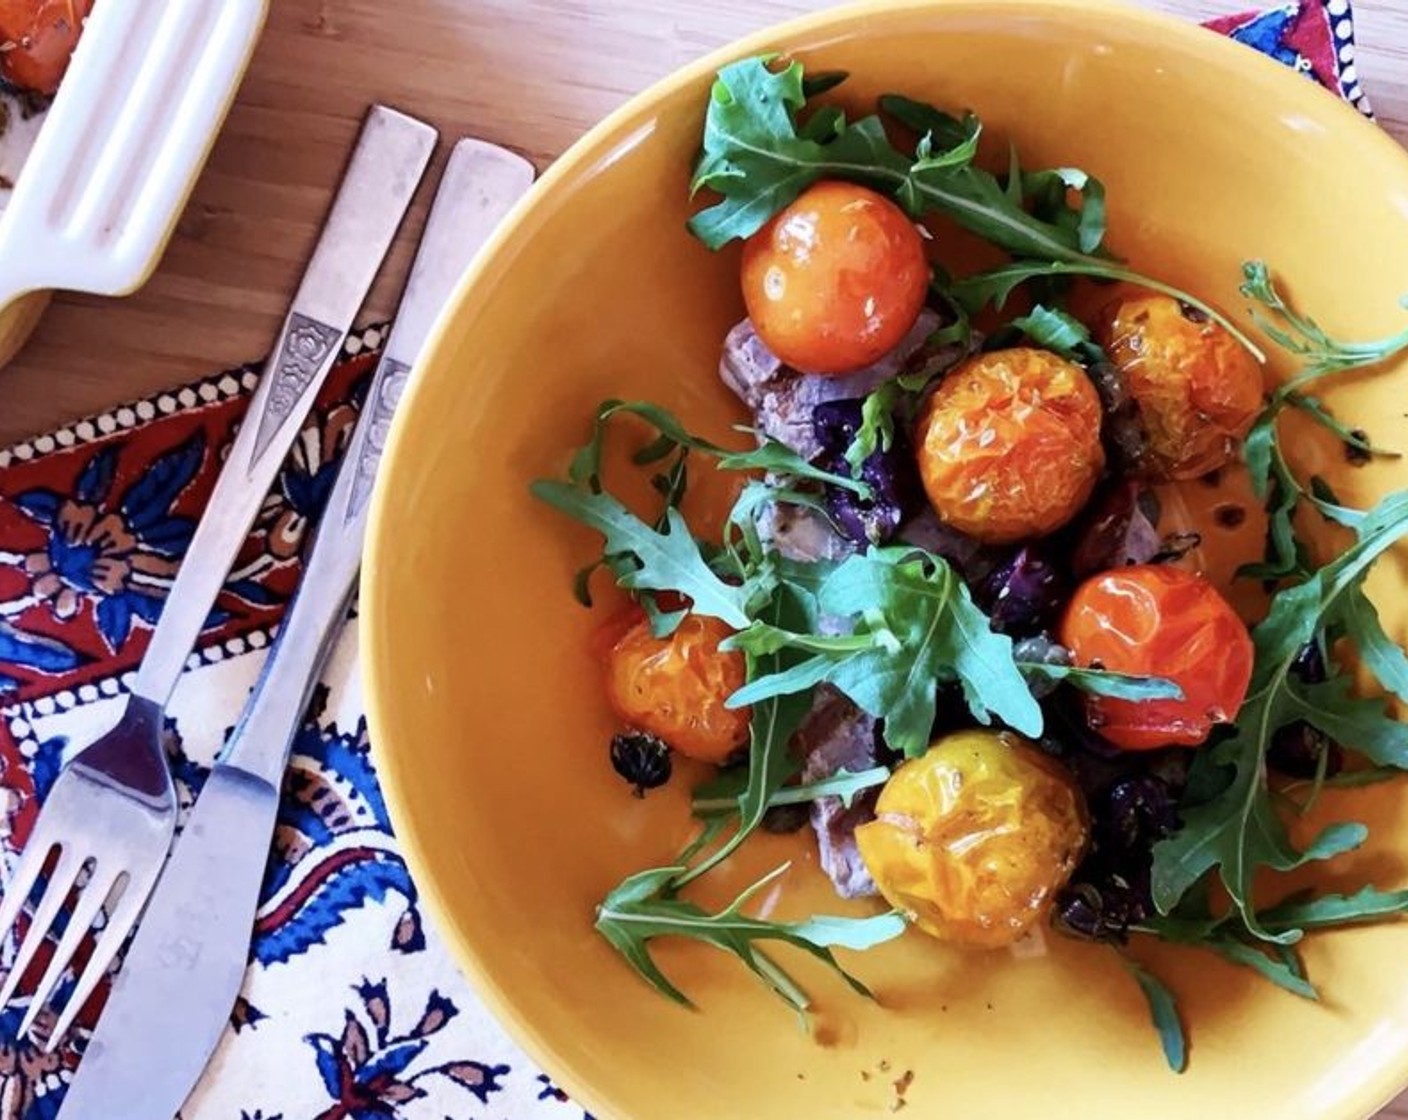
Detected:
left=347, top=358, right=411, bottom=521
left=251, top=314, right=343, bottom=461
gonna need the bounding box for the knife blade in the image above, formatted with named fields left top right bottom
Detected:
left=54, top=139, right=534, bottom=1120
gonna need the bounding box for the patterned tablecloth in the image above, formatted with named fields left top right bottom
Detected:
left=0, top=4, right=1378, bottom=1117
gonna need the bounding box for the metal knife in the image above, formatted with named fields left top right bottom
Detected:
left=54, top=139, right=535, bottom=1120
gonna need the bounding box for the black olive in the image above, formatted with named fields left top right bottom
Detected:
left=610, top=733, right=673, bottom=797
left=1177, top=301, right=1210, bottom=324
left=1213, top=503, right=1247, bottom=529
left=1267, top=722, right=1344, bottom=780
left=761, top=803, right=812, bottom=834
left=1344, top=428, right=1373, bottom=466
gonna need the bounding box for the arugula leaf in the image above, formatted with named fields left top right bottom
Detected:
left=531, top=482, right=753, bottom=627
left=1010, top=304, right=1101, bottom=362
left=1237, top=262, right=1408, bottom=576
left=1018, top=166, right=1108, bottom=255
left=690, top=58, right=1101, bottom=262
left=1255, top=886, right=1408, bottom=933
left=846, top=381, right=899, bottom=473
left=572, top=399, right=869, bottom=496
left=1122, top=959, right=1187, bottom=1073
left=692, top=766, right=892, bottom=817
left=1138, top=881, right=1408, bottom=1003
left=1326, top=582, right=1408, bottom=704
left=1201, top=937, right=1317, bottom=1000
left=1151, top=490, right=1408, bottom=939
left=1283, top=675, right=1408, bottom=767
left=689, top=58, right=910, bottom=249
left=731, top=548, right=1041, bottom=755
left=948, top=260, right=1264, bottom=360
left=596, top=863, right=907, bottom=1012
left=1018, top=662, right=1182, bottom=701
left=876, top=93, right=975, bottom=150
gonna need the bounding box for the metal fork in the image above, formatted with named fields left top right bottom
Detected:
left=0, top=105, right=436, bottom=1047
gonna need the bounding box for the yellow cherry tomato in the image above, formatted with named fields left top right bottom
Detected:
left=856, top=730, right=1089, bottom=948
left=914, top=348, right=1105, bottom=544
left=741, top=181, right=930, bottom=375
left=1096, top=292, right=1264, bottom=480
left=603, top=612, right=750, bottom=764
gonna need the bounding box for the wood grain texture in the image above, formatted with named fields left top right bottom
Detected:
left=3, top=3, right=1408, bottom=1110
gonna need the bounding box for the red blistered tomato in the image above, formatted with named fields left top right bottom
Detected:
left=914, top=348, right=1105, bottom=544
left=740, top=181, right=929, bottom=375
left=604, top=612, right=750, bottom=764
left=1059, top=564, right=1254, bottom=750
left=0, top=0, right=91, bottom=96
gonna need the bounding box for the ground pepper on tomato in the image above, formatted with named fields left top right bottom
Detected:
left=602, top=612, right=750, bottom=764
left=740, top=180, right=930, bottom=375
left=1059, top=564, right=1254, bottom=750
left=914, top=348, right=1106, bottom=544
left=1096, top=292, right=1265, bottom=481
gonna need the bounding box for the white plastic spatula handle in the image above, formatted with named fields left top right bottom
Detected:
left=0, top=0, right=268, bottom=310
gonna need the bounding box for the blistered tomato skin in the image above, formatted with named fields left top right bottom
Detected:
left=0, top=0, right=90, bottom=95
left=1097, top=293, right=1264, bottom=480
left=740, top=181, right=930, bottom=376
left=604, top=613, right=750, bottom=764
left=1059, top=564, right=1254, bottom=750
left=914, top=348, right=1105, bottom=544
left=855, top=730, right=1089, bottom=948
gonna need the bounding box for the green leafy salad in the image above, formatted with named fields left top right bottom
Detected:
left=532, top=56, right=1408, bottom=1071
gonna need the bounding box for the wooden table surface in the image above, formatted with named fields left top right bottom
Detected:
left=5, top=0, right=1408, bottom=1113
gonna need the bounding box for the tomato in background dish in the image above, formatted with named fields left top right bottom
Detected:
left=1096, top=292, right=1264, bottom=481
left=740, top=180, right=929, bottom=375
left=603, top=612, right=750, bottom=764
left=0, top=0, right=91, bottom=96
left=914, top=348, right=1105, bottom=544
left=1060, top=564, right=1254, bottom=750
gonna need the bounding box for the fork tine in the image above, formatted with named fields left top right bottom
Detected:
left=18, top=865, right=121, bottom=1038
left=42, top=870, right=153, bottom=1051
left=0, top=838, right=55, bottom=958
left=0, top=845, right=82, bottom=1010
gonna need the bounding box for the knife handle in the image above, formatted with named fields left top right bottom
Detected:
left=129, top=106, right=437, bottom=707
left=222, top=139, right=534, bottom=784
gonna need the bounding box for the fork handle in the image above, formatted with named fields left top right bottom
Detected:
left=221, top=139, right=534, bottom=783
left=129, top=106, right=436, bottom=707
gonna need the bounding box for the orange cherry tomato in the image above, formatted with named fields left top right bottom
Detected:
left=1096, top=293, right=1264, bottom=480
left=604, top=612, right=750, bottom=763
left=0, top=0, right=90, bottom=96
left=914, top=348, right=1105, bottom=544
left=1059, top=564, right=1254, bottom=750
left=740, top=180, right=929, bottom=375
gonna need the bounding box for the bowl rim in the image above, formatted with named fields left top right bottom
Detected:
left=362, top=2, right=1408, bottom=1117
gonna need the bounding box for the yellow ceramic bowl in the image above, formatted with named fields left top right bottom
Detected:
left=363, top=2, right=1408, bottom=1117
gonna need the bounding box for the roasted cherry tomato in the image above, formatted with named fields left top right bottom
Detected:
left=603, top=612, right=749, bottom=764
left=0, top=0, right=90, bottom=96
left=914, top=348, right=1105, bottom=544
left=1059, top=564, right=1254, bottom=750
left=856, top=730, right=1088, bottom=948
left=1096, top=293, right=1264, bottom=480
left=740, top=180, right=929, bottom=375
